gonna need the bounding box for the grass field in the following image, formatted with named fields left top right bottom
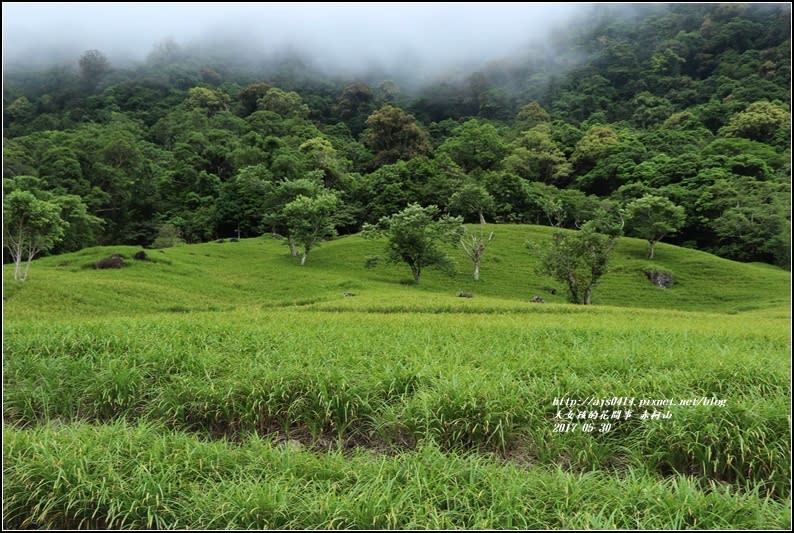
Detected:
left=3, top=225, right=791, bottom=529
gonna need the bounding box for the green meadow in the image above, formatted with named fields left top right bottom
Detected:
left=3, top=225, right=791, bottom=529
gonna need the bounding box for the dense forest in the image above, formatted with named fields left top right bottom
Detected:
left=3, top=3, right=791, bottom=267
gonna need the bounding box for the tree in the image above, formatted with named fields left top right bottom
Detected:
left=151, top=222, right=185, bottom=248
left=237, top=82, right=273, bottom=116
left=335, top=82, right=377, bottom=135
left=186, top=87, right=230, bottom=115
left=504, top=124, right=572, bottom=184
left=625, top=195, right=686, bottom=258
left=449, top=182, right=495, bottom=225
left=720, top=100, right=791, bottom=145
left=261, top=178, right=323, bottom=256
left=3, top=190, right=67, bottom=281
left=78, top=49, right=111, bottom=87
left=536, top=219, right=621, bottom=305
left=361, top=105, right=431, bottom=169
left=216, top=164, right=272, bottom=238
left=257, top=88, right=310, bottom=119
left=362, top=204, right=464, bottom=282
left=460, top=228, right=494, bottom=281
left=299, top=137, right=348, bottom=189
left=281, top=192, right=339, bottom=265
left=437, top=119, right=506, bottom=174
left=515, top=101, right=551, bottom=131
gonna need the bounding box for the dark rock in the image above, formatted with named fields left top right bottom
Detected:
left=645, top=270, right=674, bottom=288
left=133, top=250, right=148, bottom=261
left=531, top=295, right=545, bottom=303
left=95, top=255, right=124, bottom=269
left=343, top=292, right=355, bottom=297
left=458, top=291, right=474, bottom=298
left=546, top=287, right=557, bottom=295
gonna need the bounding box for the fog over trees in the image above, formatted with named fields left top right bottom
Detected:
left=3, top=3, right=791, bottom=268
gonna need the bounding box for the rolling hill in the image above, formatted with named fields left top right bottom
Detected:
left=3, top=225, right=791, bottom=529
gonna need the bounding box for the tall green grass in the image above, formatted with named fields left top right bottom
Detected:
left=3, top=225, right=790, bottom=529
left=4, top=421, right=790, bottom=530
left=5, top=308, right=790, bottom=499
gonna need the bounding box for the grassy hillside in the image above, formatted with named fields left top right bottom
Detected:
left=3, top=224, right=790, bottom=319
left=3, top=225, right=791, bottom=529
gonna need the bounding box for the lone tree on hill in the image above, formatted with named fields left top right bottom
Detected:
left=282, top=192, right=339, bottom=265
left=624, top=194, right=685, bottom=259
left=460, top=228, right=494, bottom=281
left=3, top=190, right=67, bottom=281
left=362, top=203, right=464, bottom=282
left=535, top=211, right=623, bottom=305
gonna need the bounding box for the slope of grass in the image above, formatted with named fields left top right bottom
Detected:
left=3, top=225, right=790, bottom=320
left=3, top=225, right=791, bottom=529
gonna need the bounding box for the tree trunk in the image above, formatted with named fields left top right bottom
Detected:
left=648, top=241, right=656, bottom=259
left=567, top=274, right=580, bottom=304
left=473, top=260, right=480, bottom=281
left=300, top=252, right=307, bottom=266
left=288, top=237, right=298, bottom=257
left=13, top=249, right=22, bottom=281
left=411, top=265, right=421, bottom=282
left=479, top=211, right=486, bottom=225
left=23, top=247, right=37, bottom=281
left=23, top=259, right=32, bottom=281
left=583, top=286, right=592, bottom=305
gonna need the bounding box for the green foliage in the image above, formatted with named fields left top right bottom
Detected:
left=720, top=100, right=791, bottom=146
left=299, top=137, right=349, bottom=189
left=257, top=88, right=310, bottom=119
left=151, top=223, right=185, bottom=249
left=362, top=204, right=464, bottom=282
left=186, top=87, right=230, bottom=115
left=0, top=2, right=789, bottom=269
left=437, top=119, right=506, bottom=174
left=504, top=123, right=572, bottom=184
left=515, top=101, right=551, bottom=131
left=282, top=192, right=339, bottom=265
left=536, top=221, right=621, bottom=305
left=449, top=182, right=495, bottom=225
left=236, top=82, right=272, bottom=116
left=625, top=195, right=686, bottom=258
left=3, top=189, right=67, bottom=281
left=361, top=105, right=431, bottom=169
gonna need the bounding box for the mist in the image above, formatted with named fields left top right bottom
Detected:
left=3, top=2, right=583, bottom=84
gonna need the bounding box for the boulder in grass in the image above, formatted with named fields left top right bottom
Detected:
left=95, top=255, right=124, bottom=269
left=458, top=291, right=474, bottom=298
left=645, top=270, right=674, bottom=288
left=133, top=250, right=148, bottom=261
left=531, top=295, right=545, bottom=303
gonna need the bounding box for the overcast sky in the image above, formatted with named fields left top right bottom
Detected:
left=3, top=2, right=582, bottom=73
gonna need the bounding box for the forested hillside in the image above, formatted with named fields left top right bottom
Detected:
left=3, top=3, right=790, bottom=267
